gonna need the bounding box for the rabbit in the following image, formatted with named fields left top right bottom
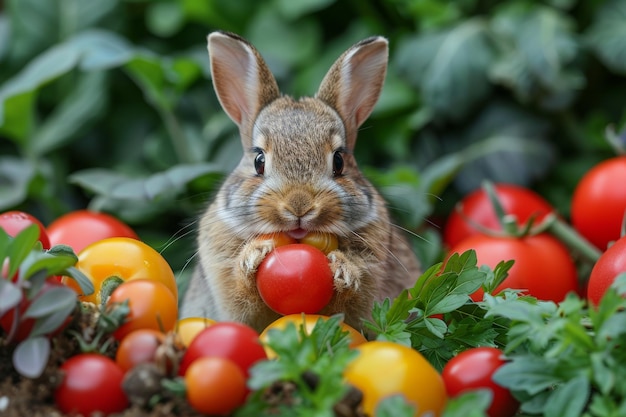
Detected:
left=180, top=31, right=421, bottom=333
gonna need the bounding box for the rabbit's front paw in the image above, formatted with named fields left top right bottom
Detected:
left=238, top=239, right=274, bottom=287
left=327, top=251, right=362, bottom=292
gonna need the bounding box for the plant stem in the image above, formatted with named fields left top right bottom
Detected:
left=543, top=214, right=602, bottom=263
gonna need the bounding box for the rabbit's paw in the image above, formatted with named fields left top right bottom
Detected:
left=238, top=239, right=274, bottom=287
left=327, top=251, right=362, bottom=292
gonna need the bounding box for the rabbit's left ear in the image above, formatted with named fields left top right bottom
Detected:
left=315, top=37, right=388, bottom=149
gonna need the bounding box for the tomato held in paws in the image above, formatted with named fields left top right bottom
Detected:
left=442, top=347, right=519, bottom=417
left=587, top=235, right=626, bottom=306
left=571, top=156, right=626, bottom=251
left=256, top=244, right=334, bottom=315
left=178, top=321, right=266, bottom=377
left=47, top=210, right=139, bottom=254
left=0, top=211, right=50, bottom=249
left=447, top=233, right=578, bottom=302
left=55, top=353, right=128, bottom=415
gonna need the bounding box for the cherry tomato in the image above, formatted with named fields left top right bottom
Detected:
left=256, top=232, right=297, bottom=247
left=443, top=184, right=554, bottom=249
left=344, top=341, right=447, bottom=417
left=447, top=233, right=578, bottom=302
left=0, top=211, right=50, bottom=249
left=587, top=235, right=626, bottom=305
left=442, top=347, right=519, bottom=417
left=259, top=314, right=367, bottom=359
left=107, top=279, right=178, bottom=341
left=47, top=210, right=139, bottom=254
left=0, top=279, right=72, bottom=343
left=300, top=231, right=339, bottom=254
left=64, top=237, right=177, bottom=307
left=179, top=321, right=267, bottom=377
left=175, top=316, right=216, bottom=347
left=571, top=156, right=626, bottom=250
left=55, top=353, right=128, bottom=415
left=184, top=356, right=247, bottom=415
left=115, top=329, right=166, bottom=372
left=256, top=244, right=334, bottom=315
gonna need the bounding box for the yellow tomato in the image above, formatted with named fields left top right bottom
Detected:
left=256, top=232, right=297, bottom=247
left=260, top=314, right=367, bottom=359
left=175, top=316, right=216, bottom=347
left=344, top=341, right=447, bottom=417
left=300, top=231, right=339, bottom=254
left=64, top=237, right=178, bottom=307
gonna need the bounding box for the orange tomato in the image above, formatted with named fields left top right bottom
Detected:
left=260, top=314, right=367, bottom=359
left=184, top=356, right=247, bottom=415
left=344, top=341, right=447, bottom=417
left=175, top=316, right=216, bottom=347
left=300, top=231, right=339, bottom=254
left=107, top=279, right=178, bottom=341
left=115, top=329, right=165, bottom=373
left=65, top=237, right=177, bottom=307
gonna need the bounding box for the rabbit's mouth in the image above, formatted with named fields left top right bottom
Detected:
left=286, top=228, right=308, bottom=240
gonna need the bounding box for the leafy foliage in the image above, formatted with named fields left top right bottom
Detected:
left=1, top=0, right=626, bottom=271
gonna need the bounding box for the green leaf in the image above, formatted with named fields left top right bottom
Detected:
left=493, top=355, right=560, bottom=395
left=585, top=0, right=626, bottom=74
left=0, top=279, right=22, bottom=315
left=23, top=286, right=77, bottom=319
left=395, top=18, right=495, bottom=121
left=0, top=157, right=37, bottom=210
left=274, top=0, right=336, bottom=20
left=544, top=375, right=590, bottom=417
left=7, top=224, right=41, bottom=279
left=70, top=163, right=224, bottom=202
left=12, top=336, right=50, bottom=378
left=375, top=394, right=415, bottom=417
left=146, top=1, right=185, bottom=37
left=442, top=390, right=491, bottom=417
left=489, top=4, right=583, bottom=108
left=29, top=71, right=108, bottom=156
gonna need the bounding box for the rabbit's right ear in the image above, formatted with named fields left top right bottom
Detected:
left=208, top=31, right=280, bottom=140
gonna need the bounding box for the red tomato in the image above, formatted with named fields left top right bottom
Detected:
left=447, top=233, right=578, bottom=302
left=442, top=347, right=518, bottom=417
left=178, top=321, right=267, bottom=377
left=47, top=210, right=139, bottom=254
left=0, top=211, right=50, bottom=249
left=115, top=329, right=166, bottom=373
left=587, top=235, right=626, bottom=305
left=55, top=353, right=129, bottom=415
left=184, top=356, right=247, bottom=415
left=107, top=279, right=178, bottom=341
left=256, top=244, right=334, bottom=315
left=571, top=156, right=626, bottom=250
left=443, top=184, right=554, bottom=249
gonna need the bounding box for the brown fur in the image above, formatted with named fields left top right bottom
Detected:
left=181, top=31, right=421, bottom=332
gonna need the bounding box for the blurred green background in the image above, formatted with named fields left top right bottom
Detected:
left=1, top=0, right=625, bottom=273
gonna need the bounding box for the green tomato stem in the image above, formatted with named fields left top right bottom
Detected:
left=543, top=214, right=602, bottom=263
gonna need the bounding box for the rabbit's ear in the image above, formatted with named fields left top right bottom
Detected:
left=316, top=37, right=388, bottom=149
left=208, top=31, right=280, bottom=140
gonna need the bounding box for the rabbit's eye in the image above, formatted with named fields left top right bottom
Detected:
left=333, top=151, right=344, bottom=176
left=254, top=151, right=265, bottom=175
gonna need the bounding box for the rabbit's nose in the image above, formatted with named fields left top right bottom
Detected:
left=284, top=189, right=315, bottom=218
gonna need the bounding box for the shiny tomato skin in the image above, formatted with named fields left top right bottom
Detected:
left=175, top=316, right=216, bottom=347
left=447, top=234, right=578, bottom=302
left=443, top=184, right=553, bottom=249
left=55, top=353, right=128, bottom=415
left=178, top=321, right=267, bottom=377
left=256, top=244, right=334, bottom=315
left=0, top=211, right=51, bottom=249
left=587, top=235, right=626, bottom=305
left=185, top=356, right=247, bottom=415
left=344, top=341, right=447, bottom=417
left=66, top=237, right=177, bottom=307
left=115, top=329, right=166, bottom=373
left=571, top=157, right=626, bottom=251
left=47, top=210, right=139, bottom=254
left=442, top=347, right=518, bottom=417
left=107, top=279, right=178, bottom=341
